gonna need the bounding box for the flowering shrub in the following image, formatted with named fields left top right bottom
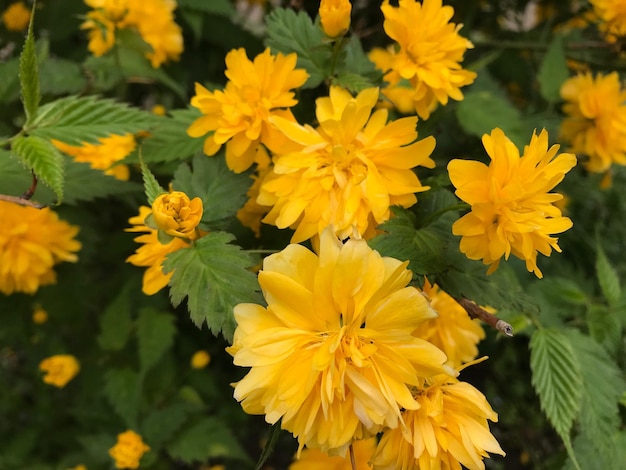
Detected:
left=2, top=1, right=626, bottom=469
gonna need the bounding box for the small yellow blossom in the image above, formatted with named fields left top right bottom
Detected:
left=448, top=128, right=576, bottom=278
left=187, top=47, right=309, bottom=173
left=151, top=191, right=203, bottom=239
left=109, top=430, right=150, bottom=470
left=290, top=438, right=375, bottom=469
left=0, top=201, right=81, bottom=295
left=381, top=0, right=476, bottom=120
left=319, top=0, right=352, bottom=38
left=368, top=47, right=416, bottom=114
left=151, top=104, right=167, bottom=116
left=371, top=373, right=505, bottom=470
left=52, top=134, right=136, bottom=181
left=191, top=350, right=211, bottom=369
left=259, top=86, right=435, bottom=243
left=228, top=228, right=448, bottom=453
left=591, top=0, right=626, bottom=40
left=32, top=306, right=48, bottom=325
left=39, top=354, right=80, bottom=388
left=2, top=1, right=30, bottom=31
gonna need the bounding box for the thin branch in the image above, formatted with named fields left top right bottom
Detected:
left=21, top=173, right=38, bottom=200
left=0, top=194, right=45, bottom=209
left=456, top=297, right=514, bottom=337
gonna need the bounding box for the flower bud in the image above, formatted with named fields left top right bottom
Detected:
left=151, top=191, right=203, bottom=239
left=319, top=0, right=351, bottom=38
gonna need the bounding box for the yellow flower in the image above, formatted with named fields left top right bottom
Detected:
left=371, top=373, right=505, bottom=470
left=191, top=350, right=211, bottom=369
left=381, top=0, right=476, bottom=120
left=591, top=0, right=626, bottom=40
left=68, top=465, right=87, bottom=470
left=290, top=438, right=376, bottom=470
left=559, top=72, right=626, bottom=173
left=52, top=134, right=136, bottom=181
left=108, top=430, right=150, bottom=470
left=126, top=206, right=191, bottom=295
left=0, top=201, right=81, bottom=295
left=2, top=1, right=30, bottom=31
left=319, top=0, right=352, bottom=38
left=151, top=104, right=167, bottom=116
left=236, top=147, right=272, bottom=237
left=448, top=128, right=576, bottom=278
left=414, top=281, right=485, bottom=368
left=187, top=48, right=309, bottom=173
left=39, top=354, right=80, bottom=388
left=32, top=305, right=49, bottom=325
left=259, top=86, right=435, bottom=243
left=151, top=191, right=203, bottom=239
left=228, top=228, right=448, bottom=453
left=368, top=47, right=416, bottom=115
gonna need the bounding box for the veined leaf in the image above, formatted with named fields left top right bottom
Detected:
left=142, top=403, right=197, bottom=448
left=140, top=161, right=165, bottom=205
left=103, top=368, right=140, bottom=429
left=331, top=72, right=376, bottom=93
left=538, top=34, right=569, bottom=103
left=11, top=135, right=64, bottom=203
left=97, top=286, right=134, bottom=351
left=265, top=8, right=330, bottom=89
left=137, top=308, right=176, bottom=374
left=163, top=232, right=261, bottom=341
left=19, top=3, right=40, bottom=124
left=596, top=244, right=621, bottom=305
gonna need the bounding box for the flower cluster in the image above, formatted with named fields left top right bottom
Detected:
left=39, top=354, right=80, bottom=388
left=108, top=430, right=150, bottom=469
left=0, top=201, right=81, bottom=295
left=590, top=0, right=626, bottom=41
left=81, top=0, right=183, bottom=67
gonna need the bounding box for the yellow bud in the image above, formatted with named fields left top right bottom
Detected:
left=319, top=0, right=351, bottom=38
left=32, top=306, right=48, bottom=324
left=191, top=350, right=211, bottom=369
left=39, top=354, right=80, bottom=388
left=151, top=191, right=203, bottom=239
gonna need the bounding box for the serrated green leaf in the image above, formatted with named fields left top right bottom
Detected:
left=140, top=161, right=165, bottom=205
left=331, top=72, right=376, bottom=93
left=30, top=96, right=162, bottom=145
left=137, top=308, right=176, bottom=374
left=586, top=305, right=621, bottom=354
left=538, top=35, right=569, bottom=102
left=97, top=286, right=134, bottom=351
left=563, top=432, right=626, bottom=470
left=529, top=328, right=582, bottom=443
left=172, top=154, right=252, bottom=231
left=166, top=417, right=251, bottom=463
left=142, top=403, right=196, bottom=448
left=163, top=232, right=261, bottom=341
left=19, top=4, right=40, bottom=124
left=265, top=8, right=330, bottom=89
left=39, top=58, right=87, bottom=96
left=596, top=245, right=621, bottom=305
left=103, top=368, right=140, bottom=428
left=11, top=135, right=64, bottom=203
left=255, top=423, right=282, bottom=470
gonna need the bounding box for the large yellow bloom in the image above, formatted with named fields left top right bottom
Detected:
left=448, top=128, right=576, bottom=278
left=259, top=86, right=436, bottom=243
left=52, top=133, right=136, bottom=181
left=2, top=1, right=30, bottom=31
left=39, top=354, right=80, bottom=388
left=371, top=373, right=504, bottom=470
left=381, top=0, right=476, bottom=120
left=560, top=72, right=626, bottom=173
left=290, top=438, right=376, bottom=470
left=126, top=206, right=190, bottom=295
left=319, top=0, right=352, bottom=38
left=108, top=430, right=150, bottom=469
left=228, top=228, right=449, bottom=453
left=0, top=201, right=81, bottom=295
left=591, top=0, right=626, bottom=40
left=187, top=48, right=309, bottom=173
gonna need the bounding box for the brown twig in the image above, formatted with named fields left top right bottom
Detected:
left=21, top=173, right=38, bottom=200
left=0, top=194, right=45, bottom=209
left=456, top=297, right=514, bottom=337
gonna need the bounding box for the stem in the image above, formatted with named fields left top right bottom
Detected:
left=21, top=173, right=38, bottom=200
left=246, top=249, right=280, bottom=254
left=0, top=194, right=45, bottom=208
left=329, top=36, right=347, bottom=78
left=349, top=442, right=357, bottom=470
left=456, top=297, right=514, bottom=337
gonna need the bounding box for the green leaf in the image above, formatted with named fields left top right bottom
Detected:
left=19, top=3, right=40, bottom=124
left=596, top=244, right=621, bottom=305
left=0, top=59, right=20, bottom=103
left=39, top=58, right=87, bottom=96
left=140, top=161, right=165, bottom=205
left=142, top=403, right=196, bottom=449
left=103, top=368, right=140, bottom=428
left=30, top=95, right=162, bottom=145
left=529, top=328, right=582, bottom=444
left=265, top=8, right=330, bottom=89
left=172, top=154, right=252, bottom=231
left=534, top=278, right=588, bottom=306
left=563, top=432, right=626, bottom=470
left=137, top=308, right=177, bottom=374
left=538, top=34, right=569, bottom=102
left=255, top=423, right=282, bottom=470
left=586, top=304, right=622, bottom=354
left=166, top=417, right=251, bottom=463
left=331, top=72, right=376, bottom=93
left=97, top=286, right=134, bottom=351
left=163, top=232, right=261, bottom=341
left=11, top=135, right=64, bottom=203
left=178, top=0, right=236, bottom=16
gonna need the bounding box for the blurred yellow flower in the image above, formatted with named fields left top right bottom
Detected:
left=0, top=201, right=81, bottom=295
left=39, top=354, right=80, bottom=388
left=2, top=1, right=30, bottom=31
left=414, top=281, right=485, bottom=368
left=368, top=46, right=416, bottom=115
left=151, top=104, right=167, bottom=116
left=381, top=0, right=476, bottom=120
left=151, top=191, right=203, bottom=239
left=68, top=465, right=87, bottom=470
left=591, top=0, right=626, bottom=40
left=319, top=0, right=352, bottom=38
left=371, top=373, right=505, bottom=470
left=32, top=305, right=49, bottom=325
left=448, top=128, right=576, bottom=278
left=228, top=228, right=448, bottom=453
left=126, top=206, right=191, bottom=295
left=108, top=430, right=150, bottom=469
left=236, top=147, right=272, bottom=237
left=52, top=134, right=136, bottom=181
left=290, top=438, right=375, bottom=470
left=187, top=48, right=309, bottom=173
left=191, top=350, right=211, bottom=369
left=560, top=72, right=626, bottom=173
left=259, top=86, right=435, bottom=243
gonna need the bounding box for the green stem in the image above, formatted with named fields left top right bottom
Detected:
left=329, top=36, right=347, bottom=78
